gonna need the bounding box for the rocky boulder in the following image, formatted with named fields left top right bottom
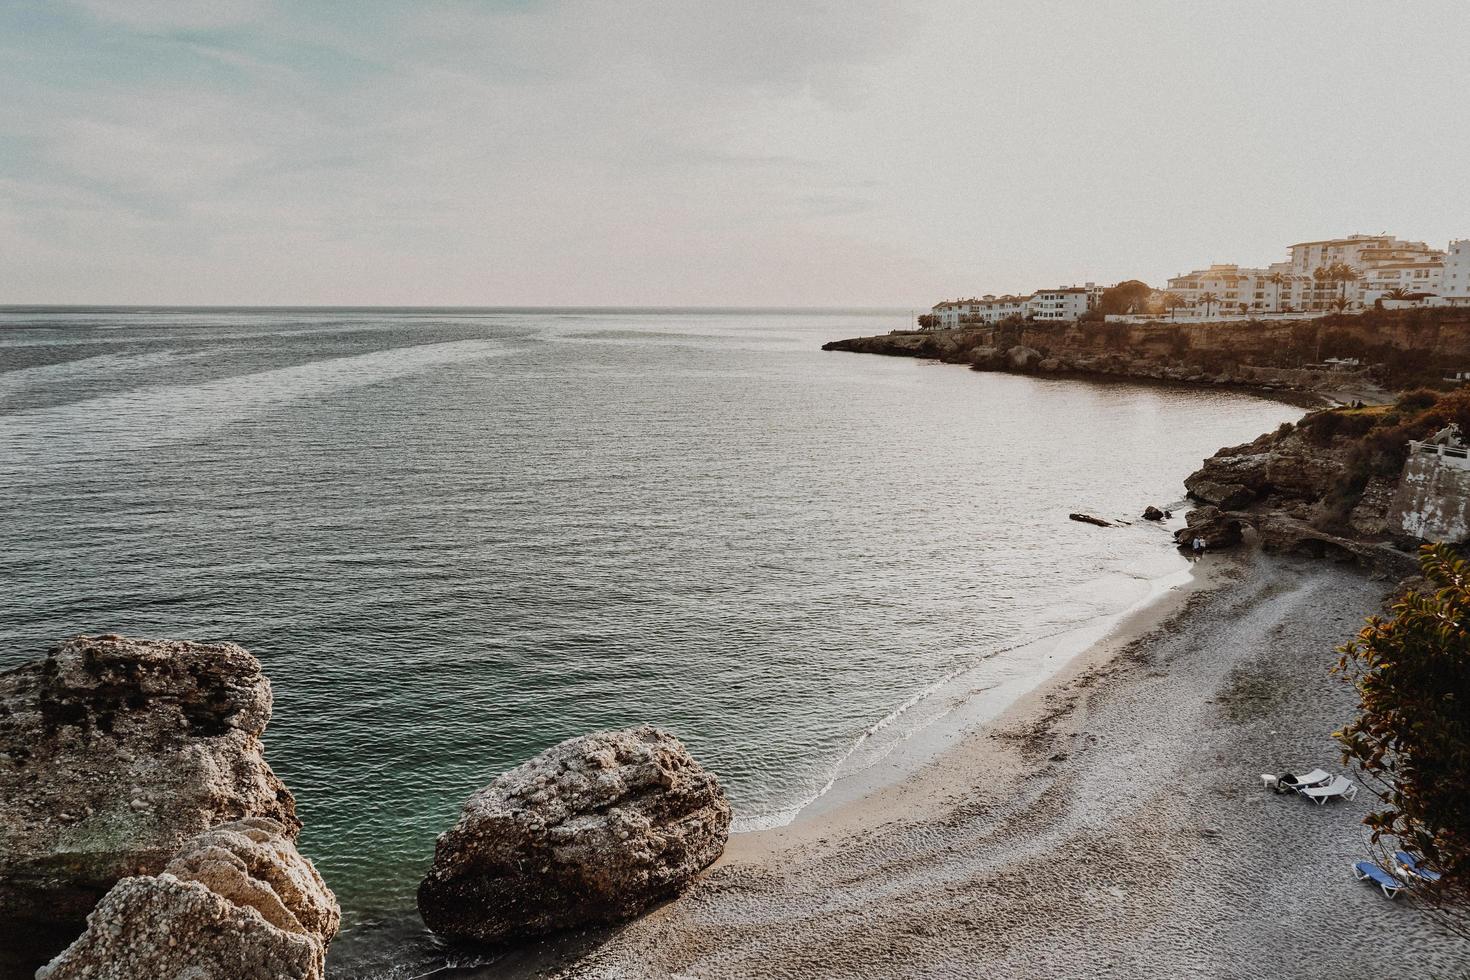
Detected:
left=1006, top=344, right=1043, bottom=371
left=1263, top=447, right=1346, bottom=499
left=1184, top=478, right=1256, bottom=511
left=0, top=635, right=298, bottom=968
left=1348, top=476, right=1399, bottom=538
left=417, top=725, right=730, bottom=945
left=37, top=817, right=338, bottom=980
left=1174, top=506, right=1244, bottom=549
left=967, top=346, right=1003, bottom=370
left=1255, top=512, right=1418, bottom=578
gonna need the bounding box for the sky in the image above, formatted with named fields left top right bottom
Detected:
left=1, top=0, right=1467, bottom=307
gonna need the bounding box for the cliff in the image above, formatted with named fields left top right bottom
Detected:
left=823, top=308, right=1470, bottom=396
left=1179, top=389, right=1470, bottom=573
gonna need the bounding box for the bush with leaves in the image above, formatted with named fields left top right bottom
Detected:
left=1337, top=544, right=1470, bottom=935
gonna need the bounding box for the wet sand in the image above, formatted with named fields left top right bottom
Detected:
left=562, top=551, right=1470, bottom=979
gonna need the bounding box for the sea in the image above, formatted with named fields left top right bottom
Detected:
left=0, top=307, right=1300, bottom=976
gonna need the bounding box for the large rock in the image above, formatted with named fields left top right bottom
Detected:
left=417, top=725, right=730, bottom=945
left=1263, top=447, right=1346, bottom=499
left=1348, top=476, right=1399, bottom=538
left=1255, top=512, right=1419, bottom=578
left=37, top=817, right=338, bottom=980
left=0, top=635, right=298, bottom=968
left=1006, top=344, right=1043, bottom=371
left=1174, top=506, right=1244, bottom=549
left=1184, top=478, right=1255, bottom=511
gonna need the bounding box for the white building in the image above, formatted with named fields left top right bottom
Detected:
left=1168, top=235, right=1449, bottom=314
left=1441, top=240, right=1470, bottom=306
left=1029, top=286, right=1097, bottom=320
left=928, top=284, right=1103, bottom=329
left=930, top=294, right=1031, bottom=328
left=1166, top=264, right=1281, bottom=314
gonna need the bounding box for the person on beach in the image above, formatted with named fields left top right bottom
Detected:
left=1193, top=536, right=1206, bottom=556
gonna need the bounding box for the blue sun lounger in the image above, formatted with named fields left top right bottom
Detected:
left=1395, top=851, right=1442, bottom=883
left=1353, top=862, right=1404, bottom=898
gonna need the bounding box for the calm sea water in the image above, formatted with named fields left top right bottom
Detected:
left=0, top=308, right=1298, bottom=975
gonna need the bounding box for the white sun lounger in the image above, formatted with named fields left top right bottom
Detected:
left=1300, top=775, right=1358, bottom=805
left=1284, top=769, right=1332, bottom=789
left=1260, top=769, right=1332, bottom=793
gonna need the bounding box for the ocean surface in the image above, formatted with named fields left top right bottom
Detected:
left=0, top=307, right=1300, bottom=976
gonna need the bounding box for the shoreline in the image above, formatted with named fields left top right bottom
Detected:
left=563, top=549, right=1470, bottom=979
left=723, top=545, right=1220, bottom=856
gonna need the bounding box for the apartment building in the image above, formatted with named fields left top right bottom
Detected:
left=929, top=284, right=1102, bottom=328
left=1440, top=240, right=1470, bottom=306
left=1169, top=235, right=1448, bottom=313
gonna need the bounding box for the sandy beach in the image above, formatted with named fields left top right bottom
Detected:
left=558, top=550, right=1470, bottom=979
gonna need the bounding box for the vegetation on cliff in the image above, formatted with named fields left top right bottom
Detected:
left=1296, top=387, right=1470, bottom=526
left=1336, top=544, right=1470, bottom=937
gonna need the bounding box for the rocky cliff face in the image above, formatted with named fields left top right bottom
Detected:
left=37, top=817, right=339, bottom=980
left=0, top=635, right=298, bottom=971
left=1180, top=416, right=1421, bottom=576
left=824, top=308, right=1470, bottom=395
left=418, top=725, right=730, bottom=945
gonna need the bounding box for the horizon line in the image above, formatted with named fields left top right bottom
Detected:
left=0, top=303, right=919, bottom=314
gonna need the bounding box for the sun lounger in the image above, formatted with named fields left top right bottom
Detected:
left=1300, top=775, right=1358, bottom=804
left=1281, top=769, right=1332, bottom=790
left=1395, top=851, right=1442, bottom=883
left=1261, top=769, right=1333, bottom=793
left=1354, top=862, right=1404, bottom=898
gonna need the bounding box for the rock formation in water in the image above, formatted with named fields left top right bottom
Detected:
left=0, top=634, right=298, bottom=968
left=37, top=817, right=338, bottom=980
left=417, top=725, right=731, bottom=945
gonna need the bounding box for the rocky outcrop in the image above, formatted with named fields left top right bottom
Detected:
left=1142, top=506, right=1165, bottom=521
left=1174, top=506, right=1245, bottom=549
left=821, top=330, right=985, bottom=362
left=37, top=817, right=338, bottom=980
left=1254, top=512, right=1418, bottom=578
left=1349, top=476, right=1399, bottom=538
left=1183, top=435, right=1272, bottom=510
left=0, top=635, right=297, bottom=969
left=1263, top=448, right=1346, bottom=499
left=1183, top=478, right=1256, bottom=511
left=825, top=309, right=1470, bottom=394
left=418, top=725, right=730, bottom=945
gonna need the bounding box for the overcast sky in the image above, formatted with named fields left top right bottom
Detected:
left=2, top=1, right=1467, bottom=307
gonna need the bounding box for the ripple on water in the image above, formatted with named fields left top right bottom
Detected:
left=0, top=308, right=1302, bottom=974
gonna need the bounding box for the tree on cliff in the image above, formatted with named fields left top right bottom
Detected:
left=1336, top=544, right=1470, bottom=937
left=1098, top=280, right=1152, bottom=316
left=1160, top=291, right=1186, bottom=319
left=1314, top=262, right=1361, bottom=310
left=1267, top=272, right=1288, bottom=313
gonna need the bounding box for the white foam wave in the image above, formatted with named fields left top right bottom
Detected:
left=0, top=339, right=507, bottom=467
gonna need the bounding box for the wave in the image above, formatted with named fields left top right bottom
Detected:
left=0, top=339, right=508, bottom=468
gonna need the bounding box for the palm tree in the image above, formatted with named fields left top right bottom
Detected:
left=1312, top=266, right=1331, bottom=311
left=1161, top=291, right=1185, bottom=320
left=1385, top=287, right=1412, bottom=301
left=1266, top=272, right=1287, bottom=313
left=1199, top=291, right=1220, bottom=318
left=1332, top=262, right=1361, bottom=307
